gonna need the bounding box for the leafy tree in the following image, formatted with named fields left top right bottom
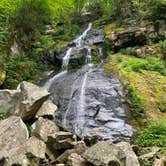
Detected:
left=9, top=0, right=51, bottom=51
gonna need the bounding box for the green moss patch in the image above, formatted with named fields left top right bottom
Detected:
left=104, top=54, right=166, bottom=123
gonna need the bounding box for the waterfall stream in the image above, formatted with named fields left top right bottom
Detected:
left=43, top=23, right=134, bottom=141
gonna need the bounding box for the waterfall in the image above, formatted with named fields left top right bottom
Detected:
left=85, top=47, right=92, bottom=64
left=74, top=23, right=92, bottom=48
left=62, top=47, right=73, bottom=71
left=44, top=71, right=67, bottom=91
left=75, top=68, right=91, bottom=136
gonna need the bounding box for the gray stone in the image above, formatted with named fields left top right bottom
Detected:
left=67, top=153, right=89, bottom=166
left=36, top=100, right=57, bottom=119
left=117, top=142, right=140, bottom=166
left=0, top=116, right=29, bottom=159
left=25, top=136, right=46, bottom=159
left=56, top=141, right=87, bottom=163
left=47, top=131, right=75, bottom=150
left=0, top=89, right=21, bottom=115
left=32, top=117, right=59, bottom=142
left=83, top=141, right=125, bottom=166
left=18, top=81, right=50, bottom=120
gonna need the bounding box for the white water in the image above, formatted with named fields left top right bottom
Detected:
left=44, top=71, right=67, bottom=91
left=62, top=47, right=73, bottom=70
left=75, top=70, right=89, bottom=135
left=74, top=23, right=92, bottom=48
left=85, top=47, right=92, bottom=64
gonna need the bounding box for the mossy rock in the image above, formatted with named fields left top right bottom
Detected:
left=104, top=54, right=166, bottom=127
left=0, top=68, right=6, bottom=86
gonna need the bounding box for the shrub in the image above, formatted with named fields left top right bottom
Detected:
left=159, top=40, right=166, bottom=59
left=4, top=54, right=37, bottom=89
left=122, top=58, right=147, bottom=72
left=126, top=85, right=144, bottom=116
left=9, top=0, right=51, bottom=50
left=136, top=120, right=166, bottom=147
left=146, top=56, right=166, bottom=76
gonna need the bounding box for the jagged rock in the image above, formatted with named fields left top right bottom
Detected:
left=0, top=81, right=49, bottom=120
left=6, top=152, right=30, bottom=166
left=83, top=141, right=125, bottom=166
left=55, top=164, right=65, bottom=166
left=67, top=153, right=90, bottom=166
left=6, top=136, right=46, bottom=166
left=136, top=46, right=156, bottom=58
left=109, top=27, right=147, bottom=49
left=0, top=89, right=21, bottom=115
left=32, top=117, right=59, bottom=142
left=35, top=100, right=57, bottom=119
left=0, top=68, right=6, bottom=86
left=56, top=141, right=87, bottom=163
left=116, top=142, right=140, bottom=166
left=140, top=147, right=160, bottom=159
left=154, top=158, right=166, bottom=166
left=47, top=131, right=76, bottom=150
left=0, top=116, right=29, bottom=160
left=17, top=81, right=50, bottom=120
left=26, top=136, right=46, bottom=159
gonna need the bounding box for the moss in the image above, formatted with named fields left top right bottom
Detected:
left=104, top=22, right=116, bottom=39
left=104, top=53, right=166, bottom=126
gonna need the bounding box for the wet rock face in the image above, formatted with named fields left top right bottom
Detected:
left=49, top=65, right=133, bottom=141
left=55, top=28, right=105, bottom=66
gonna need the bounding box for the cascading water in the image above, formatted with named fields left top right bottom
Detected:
left=74, top=23, right=92, bottom=48
left=62, top=47, right=73, bottom=71
left=43, top=23, right=134, bottom=141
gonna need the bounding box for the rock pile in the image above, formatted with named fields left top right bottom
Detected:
left=0, top=81, right=140, bottom=166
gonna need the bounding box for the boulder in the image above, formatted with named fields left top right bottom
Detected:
left=56, top=141, right=87, bottom=163
left=0, top=68, right=6, bottom=86
left=0, top=116, right=29, bottom=159
left=154, top=158, right=166, bottom=166
left=35, top=100, right=57, bottom=119
left=6, top=136, right=46, bottom=166
left=32, top=117, right=59, bottom=142
left=109, top=27, right=147, bottom=49
left=18, top=81, right=50, bottom=120
left=0, top=89, right=21, bottom=115
left=67, top=153, right=89, bottom=166
left=47, top=131, right=76, bottom=150
left=25, top=136, right=46, bottom=159
left=83, top=141, right=125, bottom=166
left=116, top=142, right=140, bottom=166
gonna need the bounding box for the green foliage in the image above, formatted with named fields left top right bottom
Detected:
left=126, top=85, right=144, bottom=116
left=0, top=113, right=6, bottom=121
left=9, top=0, right=51, bottom=50
left=122, top=56, right=166, bottom=75
left=115, top=54, right=124, bottom=63
left=136, top=120, right=166, bottom=147
left=122, top=58, right=147, bottom=72
left=3, top=54, right=38, bottom=89
left=159, top=40, right=166, bottom=59
left=114, top=27, right=125, bottom=33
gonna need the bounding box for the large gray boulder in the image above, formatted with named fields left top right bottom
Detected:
left=32, top=117, right=59, bottom=142
left=35, top=100, right=57, bottom=119
left=67, top=153, right=89, bottom=166
left=116, top=142, right=140, bottom=166
left=0, top=116, right=29, bottom=160
left=0, top=89, right=21, bottom=115
left=18, top=81, right=50, bottom=120
left=83, top=141, right=140, bottom=166
left=47, top=131, right=76, bottom=150
left=0, top=81, right=50, bottom=121
left=6, top=136, right=46, bottom=166
left=83, top=141, right=125, bottom=166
